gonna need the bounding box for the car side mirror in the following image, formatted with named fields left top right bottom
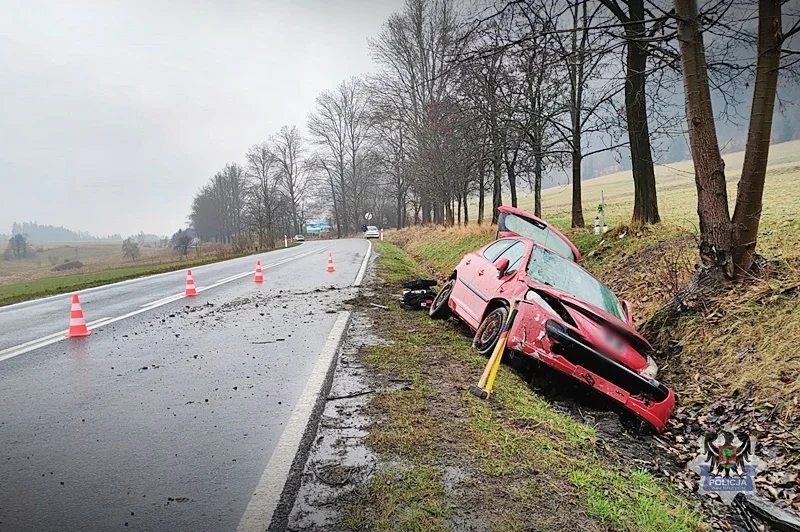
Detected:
left=495, top=257, right=510, bottom=277
left=621, top=299, right=633, bottom=325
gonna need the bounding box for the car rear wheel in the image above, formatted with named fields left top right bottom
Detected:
left=429, top=280, right=454, bottom=319
left=473, top=306, right=508, bottom=356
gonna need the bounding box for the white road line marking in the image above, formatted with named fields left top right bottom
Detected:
left=0, top=246, right=327, bottom=364
left=353, top=240, right=372, bottom=287
left=236, top=311, right=351, bottom=532
left=0, top=244, right=324, bottom=312
left=0, top=317, right=112, bottom=362
left=140, top=293, right=186, bottom=308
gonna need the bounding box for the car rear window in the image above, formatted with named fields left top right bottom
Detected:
left=500, top=213, right=576, bottom=261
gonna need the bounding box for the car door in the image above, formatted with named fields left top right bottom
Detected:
left=453, top=239, right=517, bottom=328
left=496, top=206, right=581, bottom=262
left=471, top=239, right=529, bottom=320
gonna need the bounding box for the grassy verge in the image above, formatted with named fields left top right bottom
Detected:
left=387, top=216, right=800, bottom=419
left=0, top=244, right=300, bottom=306
left=346, top=240, right=705, bottom=531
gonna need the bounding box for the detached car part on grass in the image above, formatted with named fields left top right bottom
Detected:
left=430, top=207, right=675, bottom=431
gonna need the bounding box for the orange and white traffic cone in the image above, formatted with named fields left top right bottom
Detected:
left=326, top=253, right=336, bottom=273
left=254, top=260, right=264, bottom=283
left=66, top=294, right=91, bottom=337
left=185, top=269, right=198, bottom=296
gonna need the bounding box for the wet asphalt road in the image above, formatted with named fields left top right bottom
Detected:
left=0, top=239, right=369, bottom=532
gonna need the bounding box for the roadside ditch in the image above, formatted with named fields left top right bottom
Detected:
left=286, top=241, right=714, bottom=531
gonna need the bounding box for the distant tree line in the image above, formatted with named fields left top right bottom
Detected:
left=188, top=127, right=312, bottom=250
left=10, top=222, right=121, bottom=242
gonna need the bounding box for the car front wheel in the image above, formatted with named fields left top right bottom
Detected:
left=429, top=280, right=454, bottom=319
left=473, top=306, right=508, bottom=356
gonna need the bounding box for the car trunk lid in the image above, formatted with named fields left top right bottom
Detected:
left=496, top=206, right=581, bottom=262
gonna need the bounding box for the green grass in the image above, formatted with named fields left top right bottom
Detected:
left=342, top=466, right=449, bottom=532
left=463, top=358, right=703, bottom=531
left=0, top=244, right=299, bottom=306
left=354, top=240, right=706, bottom=531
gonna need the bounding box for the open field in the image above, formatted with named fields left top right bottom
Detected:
left=533, top=138, right=800, bottom=256
left=0, top=241, right=178, bottom=285
left=0, top=241, right=300, bottom=306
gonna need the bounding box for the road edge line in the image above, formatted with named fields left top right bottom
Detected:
left=235, top=310, right=352, bottom=532
left=353, top=239, right=372, bottom=287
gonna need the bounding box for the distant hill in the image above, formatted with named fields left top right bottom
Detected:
left=10, top=222, right=121, bottom=242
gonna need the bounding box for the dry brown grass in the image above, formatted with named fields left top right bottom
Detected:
left=0, top=241, right=234, bottom=286
left=387, top=224, right=495, bottom=275
left=657, top=259, right=800, bottom=417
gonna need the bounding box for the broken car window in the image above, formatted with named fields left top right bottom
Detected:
left=526, top=246, right=624, bottom=320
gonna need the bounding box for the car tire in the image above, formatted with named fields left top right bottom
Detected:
left=429, top=280, right=454, bottom=320
left=473, top=306, right=508, bottom=356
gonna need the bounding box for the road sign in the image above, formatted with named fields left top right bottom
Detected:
left=364, top=212, right=373, bottom=221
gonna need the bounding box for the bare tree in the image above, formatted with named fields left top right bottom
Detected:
left=598, top=0, right=664, bottom=224
left=245, top=143, right=279, bottom=249
left=673, top=0, right=796, bottom=292
left=271, top=126, right=309, bottom=235
left=369, top=0, right=468, bottom=224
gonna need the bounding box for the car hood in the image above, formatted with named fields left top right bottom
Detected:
left=529, top=282, right=653, bottom=371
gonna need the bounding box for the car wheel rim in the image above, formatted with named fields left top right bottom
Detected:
left=432, top=282, right=452, bottom=310
left=477, top=312, right=503, bottom=349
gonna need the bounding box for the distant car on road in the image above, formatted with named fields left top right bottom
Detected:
left=293, top=234, right=305, bottom=242
left=364, top=226, right=380, bottom=239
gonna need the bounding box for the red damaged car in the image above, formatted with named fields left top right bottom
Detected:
left=429, top=206, right=675, bottom=431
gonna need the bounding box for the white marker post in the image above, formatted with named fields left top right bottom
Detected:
left=600, top=190, right=608, bottom=233
left=380, top=229, right=384, bottom=241
left=284, top=235, right=288, bottom=248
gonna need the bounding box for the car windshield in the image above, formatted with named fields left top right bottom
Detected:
left=526, top=245, right=624, bottom=320
left=367, top=226, right=377, bottom=230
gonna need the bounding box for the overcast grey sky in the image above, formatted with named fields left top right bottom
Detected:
left=0, top=0, right=401, bottom=237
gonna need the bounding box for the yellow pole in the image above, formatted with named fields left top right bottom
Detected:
left=469, top=302, right=518, bottom=399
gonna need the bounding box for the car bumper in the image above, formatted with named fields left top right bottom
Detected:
left=506, top=302, right=675, bottom=431
left=364, top=233, right=380, bottom=238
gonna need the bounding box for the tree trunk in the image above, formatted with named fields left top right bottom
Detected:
left=421, top=193, right=431, bottom=224
left=504, top=150, right=518, bottom=208
left=675, top=0, right=733, bottom=276
left=534, top=137, right=543, bottom=218
left=477, top=169, right=485, bottom=225
left=626, top=0, right=660, bottom=225
left=731, top=0, right=782, bottom=278
left=492, top=157, right=502, bottom=224
left=569, top=1, right=585, bottom=228
left=571, top=148, right=584, bottom=227
left=329, top=174, right=342, bottom=239
left=396, top=192, right=404, bottom=230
